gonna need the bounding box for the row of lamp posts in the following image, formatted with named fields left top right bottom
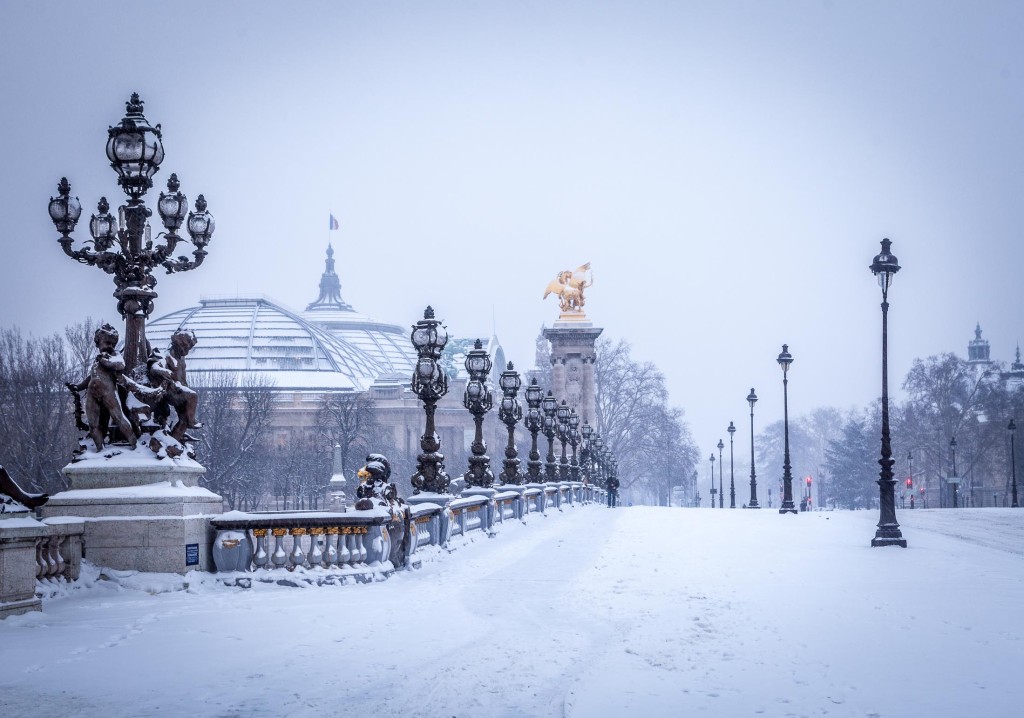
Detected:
left=699, top=241, right=913, bottom=548
left=408, top=307, right=617, bottom=500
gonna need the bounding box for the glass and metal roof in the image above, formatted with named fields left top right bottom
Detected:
left=146, top=245, right=418, bottom=391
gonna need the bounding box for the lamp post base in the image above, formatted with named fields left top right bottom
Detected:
left=871, top=528, right=907, bottom=548
left=779, top=505, right=798, bottom=514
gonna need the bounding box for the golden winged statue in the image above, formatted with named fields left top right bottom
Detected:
left=543, top=262, right=593, bottom=316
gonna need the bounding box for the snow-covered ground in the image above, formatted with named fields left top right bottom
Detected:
left=2, top=506, right=1022, bottom=717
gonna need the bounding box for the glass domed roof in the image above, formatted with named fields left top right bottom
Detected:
left=147, top=296, right=389, bottom=391
left=147, top=245, right=419, bottom=391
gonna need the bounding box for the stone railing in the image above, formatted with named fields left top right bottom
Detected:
left=447, top=495, right=494, bottom=539
left=1, top=515, right=84, bottom=619
left=210, top=508, right=409, bottom=577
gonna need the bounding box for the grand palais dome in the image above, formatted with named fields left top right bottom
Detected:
left=147, top=246, right=416, bottom=392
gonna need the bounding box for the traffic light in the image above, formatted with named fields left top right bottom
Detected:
left=906, top=478, right=913, bottom=489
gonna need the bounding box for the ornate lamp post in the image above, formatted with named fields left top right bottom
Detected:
left=580, top=422, right=594, bottom=483
left=1010, top=420, right=1018, bottom=508
left=523, top=379, right=545, bottom=483
left=777, top=344, right=797, bottom=514
left=410, top=307, right=451, bottom=495
left=717, top=439, right=724, bottom=508
left=462, top=340, right=494, bottom=489
left=497, top=362, right=523, bottom=485
left=556, top=401, right=572, bottom=481
left=592, top=435, right=605, bottom=486
left=542, top=392, right=559, bottom=482
left=727, top=422, right=736, bottom=508
left=568, top=409, right=581, bottom=482
left=709, top=453, right=717, bottom=509
left=746, top=388, right=760, bottom=508
left=48, top=94, right=214, bottom=373
left=869, top=238, right=907, bottom=546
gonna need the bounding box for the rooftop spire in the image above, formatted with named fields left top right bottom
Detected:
left=306, top=243, right=353, bottom=312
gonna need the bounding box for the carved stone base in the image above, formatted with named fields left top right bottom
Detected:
left=42, top=465, right=222, bottom=574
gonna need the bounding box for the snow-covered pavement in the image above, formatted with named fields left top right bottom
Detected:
left=2, top=506, right=1022, bottom=717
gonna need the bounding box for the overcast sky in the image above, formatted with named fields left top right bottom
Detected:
left=2, top=1, right=1022, bottom=453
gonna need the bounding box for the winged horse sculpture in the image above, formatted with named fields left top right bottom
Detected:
left=543, top=263, right=593, bottom=315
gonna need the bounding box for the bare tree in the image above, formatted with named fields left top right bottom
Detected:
left=0, top=327, right=77, bottom=493
left=192, top=371, right=277, bottom=509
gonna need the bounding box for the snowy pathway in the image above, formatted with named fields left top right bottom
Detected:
left=2, top=506, right=1022, bottom=717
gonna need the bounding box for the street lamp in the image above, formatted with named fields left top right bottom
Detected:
left=462, top=340, right=494, bottom=489
left=950, top=436, right=959, bottom=509
left=568, top=409, right=581, bottom=482
left=48, top=94, right=214, bottom=373
left=746, top=388, right=760, bottom=508
left=556, top=401, right=572, bottom=481
left=717, top=439, right=724, bottom=508
left=727, top=422, right=736, bottom=508
left=523, top=379, right=544, bottom=483
left=410, top=307, right=451, bottom=495
left=542, top=392, right=559, bottom=482
left=907, top=451, right=914, bottom=509
left=497, top=361, right=523, bottom=485
left=1010, top=419, right=1018, bottom=508
left=580, top=422, right=594, bottom=484
left=709, top=453, right=717, bottom=509
left=777, top=344, right=797, bottom=514
left=869, top=238, right=907, bottom=547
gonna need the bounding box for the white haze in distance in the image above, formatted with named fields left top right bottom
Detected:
left=0, top=1, right=1021, bottom=450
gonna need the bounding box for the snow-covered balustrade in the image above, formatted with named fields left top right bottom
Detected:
left=36, top=517, right=84, bottom=582
left=409, top=503, right=446, bottom=550
left=447, top=495, right=495, bottom=539
left=560, top=482, right=573, bottom=506
left=544, top=484, right=561, bottom=510
left=210, top=508, right=408, bottom=573
left=493, top=489, right=524, bottom=523
left=524, top=486, right=546, bottom=514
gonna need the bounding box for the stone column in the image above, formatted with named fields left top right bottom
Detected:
left=543, top=324, right=603, bottom=424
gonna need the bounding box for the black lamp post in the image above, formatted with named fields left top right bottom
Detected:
left=777, top=344, right=797, bottom=514
left=709, top=453, right=717, bottom=509
left=410, top=307, right=451, bottom=495
left=869, top=238, right=907, bottom=547
left=556, top=401, right=572, bottom=481
left=48, top=94, right=214, bottom=373
left=581, top=422, right=594, bottom=484
left=950, top=436, right=959, bottom=509
left=462, top=339, right=494, bottom=489
left=523, top=379, right=544, bottom=483
left=568, top=409, right=581, bottom=482
left=1010, top=419, right=1018, bottom=508
left=497, top=362, right=523, bottom=485
left=746, top=388, right=760, bottom=508
left=717, top=439, right=724, bottom=508
left=907, top=451, right=914, bottom=509
left=542, top=392, right=559, bottom=482
left=727, top=422, right=736, bottom=508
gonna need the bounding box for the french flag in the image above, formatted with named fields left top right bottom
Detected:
left=329, top=214, right=339, bottom=231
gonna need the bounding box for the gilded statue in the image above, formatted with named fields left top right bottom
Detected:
left=543, top=262, right=593, bottom=315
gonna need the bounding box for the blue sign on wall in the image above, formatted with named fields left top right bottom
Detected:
left=185, top=543, right=199, bottom=566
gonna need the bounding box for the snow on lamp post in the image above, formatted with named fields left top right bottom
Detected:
left=746, top=388, right=760, bottom=508
left=410, top=306, right=451, bottom=495
left=869, top=238, right=907, bottom=547
left=523, top=379, right=545, bottom=483
left=568, top=409, right=581, bottom=482
left=542, top=392, right=559, bottom=482
left=48, top=94, right=214, bottom=373
left=462, top=339, right=494, bottom=489
left=556, top=400, right=572, bottom=481
left=497, top=362, right=524, bottom=486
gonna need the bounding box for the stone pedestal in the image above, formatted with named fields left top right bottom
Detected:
left=543, top=322, right=603, bottom=424
left=41, top=460, right=222, bottom=574
left=0, top=514, right=47, bottom=618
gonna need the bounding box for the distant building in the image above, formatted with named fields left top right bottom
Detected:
left=147, top=246, right=509, bottom=482
left=967, top=322, right=994, bottom=370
